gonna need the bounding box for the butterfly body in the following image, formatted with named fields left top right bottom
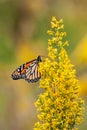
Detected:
left=11, top=56, right=42, bottom=83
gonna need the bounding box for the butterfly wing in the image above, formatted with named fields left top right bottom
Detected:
left=11, top=56, right=41, bottom=83
left=25, top=60, right=41, bottom=83
left=11, top=64, right=26, bottom=80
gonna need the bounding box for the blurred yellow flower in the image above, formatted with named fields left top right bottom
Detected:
left=79, top=74, right=87, bottom=96
left=71, top=35, right=87, bottom=96
left=71, top=35, right=87, bottom=66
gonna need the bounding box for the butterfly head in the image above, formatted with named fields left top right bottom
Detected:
left=37, top=56, right=42, bottom=62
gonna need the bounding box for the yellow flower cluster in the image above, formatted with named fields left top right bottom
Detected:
left=34, top=17, right=84, bottom=130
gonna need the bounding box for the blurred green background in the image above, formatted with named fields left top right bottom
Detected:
left=0, top=0, right=87, bottom=130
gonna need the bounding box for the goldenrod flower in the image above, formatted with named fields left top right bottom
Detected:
left=34, top=16, right=84, bottom=130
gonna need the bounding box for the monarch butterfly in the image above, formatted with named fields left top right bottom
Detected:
left=11, top=56, right=42, bottom=83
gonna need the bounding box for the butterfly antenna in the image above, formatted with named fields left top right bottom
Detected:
left=40, top=55, right=48, bottom=58
left=40, top=55, right=50, bottom=62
